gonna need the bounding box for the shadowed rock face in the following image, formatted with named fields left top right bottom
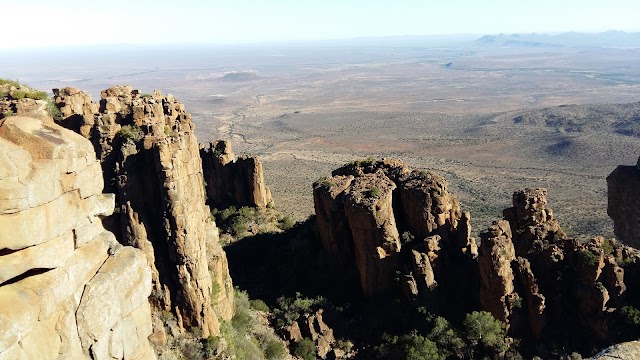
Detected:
left=0, top=116, right=154, bottom=359
left=313, top=159, right=477, bottom=298
left=607, top=157, right=640, bottom=247
left=53, top=86, right=233, bottom=337
left=200, top=140, right=272, bottom=209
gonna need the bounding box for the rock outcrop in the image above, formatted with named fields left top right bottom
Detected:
left=607, top=156, right=640, bottom=247
left=313, top=159, right=477, bottom=298
left=283, top=309, right=338, bottom=359
left=0, top=83, right=51, bottom=121
left=476, top=187, right=640, bottom=347
left=478, top=220, right=517, bottom=327
left=200, top=140, right=272, bottom=208
left=0, top=116, right=154, bottom=359
left=53, top=86, right=234, bottom=337
left=590, top=341, right=640, bottom=359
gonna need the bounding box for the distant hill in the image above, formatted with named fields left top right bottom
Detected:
left=220, top=71, right=261, bottom=82
left=512, top=101, right=640, bottom=136
left=476, top=31, right=640, bottom=48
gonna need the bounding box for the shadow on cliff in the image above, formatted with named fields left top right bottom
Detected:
left=224, top=216, right=362, bottom=305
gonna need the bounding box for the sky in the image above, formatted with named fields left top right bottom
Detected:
left=2, top=0, right=639, bottom=49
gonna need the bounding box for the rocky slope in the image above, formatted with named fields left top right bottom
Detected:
left=200, top=140, right=272, bottom=209
left=0, top=116, right=154, bottom=359
left=53, top=86, right=234, bottom=337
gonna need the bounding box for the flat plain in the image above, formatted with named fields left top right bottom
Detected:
left=4, top=38, right=640, bottom=237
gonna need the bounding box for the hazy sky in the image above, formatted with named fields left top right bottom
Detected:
left=3, top=0, right=639, bottom=49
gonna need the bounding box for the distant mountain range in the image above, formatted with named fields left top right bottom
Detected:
left=475, top=31, right=640, bottom=48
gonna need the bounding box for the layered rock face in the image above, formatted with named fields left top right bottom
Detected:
left=313, top=159, right=477, bottom=298
left=200, top=140, right=272, bottom=208
left=54, top=86, right=233, bottom=337
left=478, top=188, right=640, bottom=344
left=607, top=156, right=640, bottom=247
left=0, top=116, right=154, bottom=359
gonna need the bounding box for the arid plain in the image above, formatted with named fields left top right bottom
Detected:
left=5, top=38, right=640, bottom=237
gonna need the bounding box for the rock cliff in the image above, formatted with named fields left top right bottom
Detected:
left=313, top=159, right=477, bottom=298
left=200, top=140, right=272, bottom=209
left=0, top=116, right=154, bottom=359
left=607, top=156, right=640, bottom=247
left=53, top=86, right=234, bottom=337
left=477, top=187, right=640, bottom=346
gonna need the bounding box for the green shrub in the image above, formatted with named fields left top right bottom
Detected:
left=463, top=311, right=508, bottom=353
left=11, top=90, right=27, bottom=100
left=232, top=290, right=253, bottom=333
left=427, top=316, right=466, bottom=358
left=164, top=125, right=170, bottom=136
left=0, top=78, right=20, bottom=87
left=250, top=299, right=270, bottom=312
left=203, top=336, right=220, bottom=358
left=118, top=125, right=144, bottom=142
left=368, top=186, right=381, bottom=198
left=403, top=334, right=443, bottom=360
left=401, top=231, right=415, bottom=245
left=620, top=306, right=640, bottom=326
left=46, top=99, right=62, bottom=122
left=25, top=90, right=48, bottom=100
left=601, top=239, right=614, bottom=255
left=292, top=338, right=316, bottom=360
left=335, top=339, right=354, bottom=353
left=278, top=215, right=295, bottom=230
left=576, top=249, right=600, bottom=269
left=273, top=292, right=327, bottom=328
left=257, top=333, right=287, bottom=360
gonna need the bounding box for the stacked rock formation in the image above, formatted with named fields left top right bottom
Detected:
left=200, top=140, right=272, bottom=208
left=313, top=159, right=477, bottom=298
left=283, top=309, right=337, bottom=359
left=53, top=86, right=234, bottom=337
left=478, top=188, right=640, bottom=345
left=0, top=116, right=154, bottom=359
left=607, top=156, right=640, bottom=247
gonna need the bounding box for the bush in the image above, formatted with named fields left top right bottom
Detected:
left=368, top=186, right=381, bottom=198
left=232, top=290, right=253, bottom=333
left=620, top=306, right=640, bottom=326
left=273, top=293, right=327, bottom=328
left=0, top=78, right=20, bottom=87
left=250, top=299, right=270, bottom=312
left=403, top=334, right=443, bottom=360
left=118, top=125, right=144, bottom=142
left=427, top=316, right=465, bottom=358
left=278, top=215, right=295, bottom=230
left=463, top=311, right=508, bottom=353
left=576, top=249, right=600, bottom=269
left=292, top=338, right=316, bottom=360
left=257, top=333, right=287, bottom=360
left=46, top=99, right=62, bottom=122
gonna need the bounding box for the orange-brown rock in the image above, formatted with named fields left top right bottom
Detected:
left=515, top=257, right=545, bottom=338
left=503, top=188, right=566, bottom=256
left=313, top=159, right=477, bottom=299
left=200, top=140, right=272, bottom=208
left=343, top=172, right=401, bottom=297
left=53, top=86, right=233, bottom=337
left=313, top=175, right=355, bottom=266
left=0, top=116, right=154, bottom=359
left=478, top=220, right=517, bottom=326
left=607, top=156, right=640, bottom=247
